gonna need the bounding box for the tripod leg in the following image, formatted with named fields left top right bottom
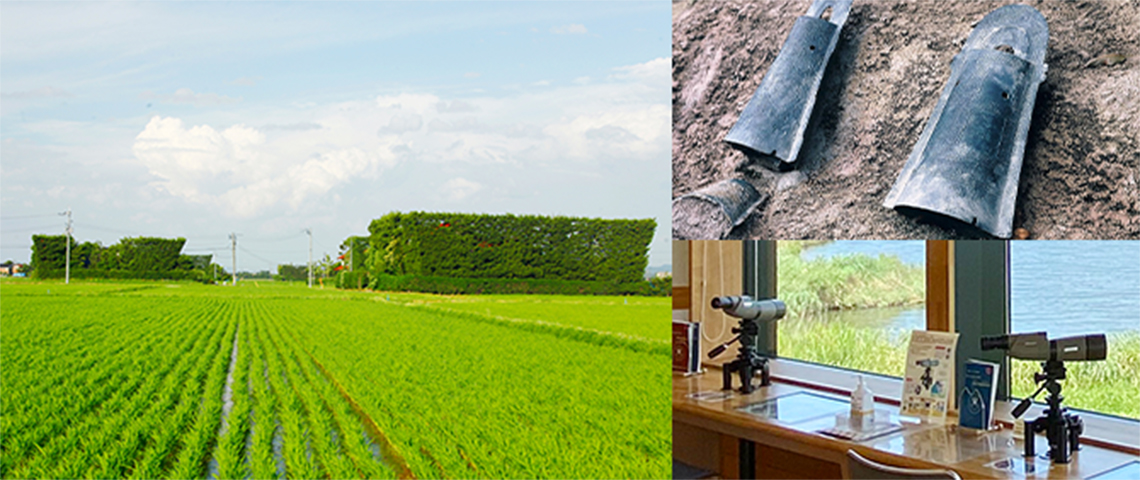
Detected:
left=722, top=361, right=735, bottom=391
left=1055, top=419, right=1069, bottom=464
left=740, top=363, right=754, bottom=395
left=1024, top=420, right=1035, bottom=457
left=1069, top=417, right=1082, bottom=452
left=759, top=359, right=771, bottom=387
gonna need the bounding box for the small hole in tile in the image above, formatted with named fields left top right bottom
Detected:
left=821, top=6, right=833, bottom=20
left=995, top=44, right=1015, bottom=54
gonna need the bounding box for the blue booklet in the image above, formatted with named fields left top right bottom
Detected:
left=959, top=359, right=999, bottom=430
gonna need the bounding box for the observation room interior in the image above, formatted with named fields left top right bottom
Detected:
left=671, top=240, right=1140, bottom=480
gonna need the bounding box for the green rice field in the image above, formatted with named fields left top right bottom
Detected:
left=0, top=279, right=670, bottom=479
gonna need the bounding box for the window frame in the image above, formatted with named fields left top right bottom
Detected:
left=748, top=239, right=941, bottom=369
left=742, top=239, right=1140, bottom=451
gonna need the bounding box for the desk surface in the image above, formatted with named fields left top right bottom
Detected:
left=674, top=372, right=1139, bottom=479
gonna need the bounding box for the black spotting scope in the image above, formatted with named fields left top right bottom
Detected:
left=980, top=332, right=1106, bottom=362
left=980, top=332, right=1108, bottom=464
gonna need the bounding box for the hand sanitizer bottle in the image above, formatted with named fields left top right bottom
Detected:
left=851, top=375, right=875, bottom=416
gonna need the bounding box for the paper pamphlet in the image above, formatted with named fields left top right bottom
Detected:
left=901, top=330, right=959, bottom=420
left=959, top=359, right=1000, bottom=430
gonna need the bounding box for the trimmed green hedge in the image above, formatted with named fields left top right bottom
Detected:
left=30, top=234, right=207, bottom=282
left=368, top=274, right=651, bottom=296
left=367, top=212, right=655, bottom=284
left=336, top=270, right=371, bottom=290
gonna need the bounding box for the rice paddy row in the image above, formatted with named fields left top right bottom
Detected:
left=0, top=281, right=670, bottom=479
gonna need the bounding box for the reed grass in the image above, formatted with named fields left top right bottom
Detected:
left=777, top=242, right=924, bottom=316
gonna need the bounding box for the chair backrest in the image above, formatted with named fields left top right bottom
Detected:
left=846, top=450, right=963, bottom=480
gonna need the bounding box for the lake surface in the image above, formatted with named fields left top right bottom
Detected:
left=796, top=241, right=1140, bottom=337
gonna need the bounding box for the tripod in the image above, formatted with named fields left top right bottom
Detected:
left=1018, top=359, right=1083, bottom=463
left=710, top=317, right=770, bottom=394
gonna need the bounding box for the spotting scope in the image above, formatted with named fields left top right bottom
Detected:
left=707, top=296, right=787, bottom=394
left=980, top=332, right=1107, bottom=361
left=980, top=331, right=1108, bottom=464
left=710, top=296, right=786, bottom=322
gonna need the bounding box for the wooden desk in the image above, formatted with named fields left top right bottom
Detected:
left=674, top=372, right=1139, bottom=479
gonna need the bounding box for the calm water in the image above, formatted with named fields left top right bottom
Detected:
left=797, top=241, right=1140, bottom=337
left=1010, top=241, right=1140, bottom=336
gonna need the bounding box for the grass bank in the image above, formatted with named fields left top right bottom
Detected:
left=777, top=242, right=924, bottom=316
left=780, top=318, right=1140, bottom=419
left=776, top=241, right=920, bottom=378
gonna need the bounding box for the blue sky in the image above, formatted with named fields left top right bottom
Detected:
left=1, top=1, right=671, bottom=272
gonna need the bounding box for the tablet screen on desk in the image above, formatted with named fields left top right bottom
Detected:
left=737, top=392, right=850, bottom=424
left=1087, top=460, right=1140, bottom=480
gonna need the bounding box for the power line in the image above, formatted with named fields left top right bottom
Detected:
left=237, top=245, right=278, bottom=267
left=0, top=213, right=59, bottom=220
left=0, top=224, right=60, bottom=234
left=243, top=232, right=306, bottom=243
left=230, top=247, right=305, bottom=255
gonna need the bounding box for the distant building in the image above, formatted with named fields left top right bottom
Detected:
left=0, top=263, right=25, bottom=277
left=655, top=271, right=672, bottom=279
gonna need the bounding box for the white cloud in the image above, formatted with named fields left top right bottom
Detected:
left=441, top=177, right=483, bottom=201
left=463, top=72, right=481, bottom=78
left=260, top=122, right=322, bottom=131
left=132, top=116, right=400, bottom=217
left=550, top=24, right=588, bottom=35
left=140, top=88, right=241, bottom=106
left=380, top=112, right=423, bottom=134
left=611, top=57, right=670, bottom=82
left=127, top=56, right=668, bottom=217
left=542, top=103, right=670, bottom=162
left=436, top=100, right=478, bottom=113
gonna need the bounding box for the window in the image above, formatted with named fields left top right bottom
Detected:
left=775, top=241, right=926, bottom=378
left=1009, top=241, right=1140, bottom=419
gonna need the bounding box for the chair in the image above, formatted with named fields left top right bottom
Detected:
left=846, top=450, right=962, bottom=480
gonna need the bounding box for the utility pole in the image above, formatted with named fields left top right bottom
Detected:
left=229, top=233, right=237, bottom=286
left=304, top=228, right=313, bottom=288
left=59, top=208, right=72, bottom=284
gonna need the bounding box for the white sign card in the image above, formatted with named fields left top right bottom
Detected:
left=901, top=330, right=959, bottom=420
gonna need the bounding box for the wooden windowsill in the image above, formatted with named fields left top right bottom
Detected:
left=733, top=357, right=1140, bottom=455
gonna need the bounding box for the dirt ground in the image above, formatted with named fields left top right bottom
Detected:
left=673, top=0, right=1139, bottom=239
